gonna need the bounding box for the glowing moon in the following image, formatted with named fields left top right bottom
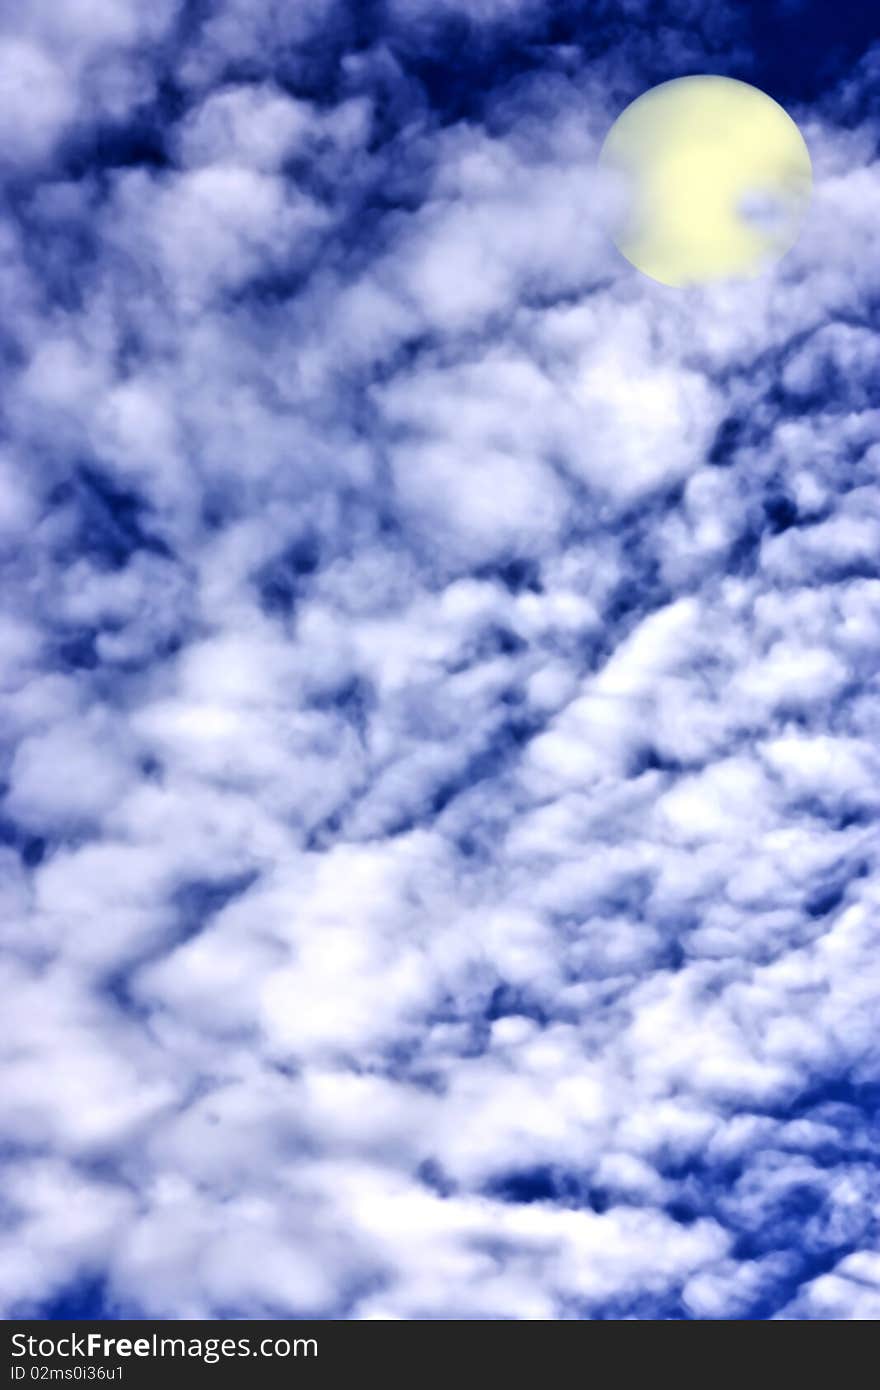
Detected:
left=599, top=76, right=812, bottom=287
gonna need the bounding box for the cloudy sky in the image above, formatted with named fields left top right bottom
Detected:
left=2, top=0, right=880, bottom=1321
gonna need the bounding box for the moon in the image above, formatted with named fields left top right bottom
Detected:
left=599, top=76, right=813, bottom=288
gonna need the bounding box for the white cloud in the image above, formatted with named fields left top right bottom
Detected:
left=0, top=39, right=76, bottom=164
left=2, top=0, right=880, bottom=1323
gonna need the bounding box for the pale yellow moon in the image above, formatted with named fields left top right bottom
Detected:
left=599, top=75, right=812, bottom=287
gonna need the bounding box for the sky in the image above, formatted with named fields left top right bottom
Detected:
left=1, top=0, right=880, bottom=1322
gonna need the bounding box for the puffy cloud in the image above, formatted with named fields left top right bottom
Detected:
left=0, top=0, right=178, bottom=167
left=2, top=0, right=880, bottom=1324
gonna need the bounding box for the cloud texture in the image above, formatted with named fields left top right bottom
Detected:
left=2, top=0, right=880, bottom=1320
